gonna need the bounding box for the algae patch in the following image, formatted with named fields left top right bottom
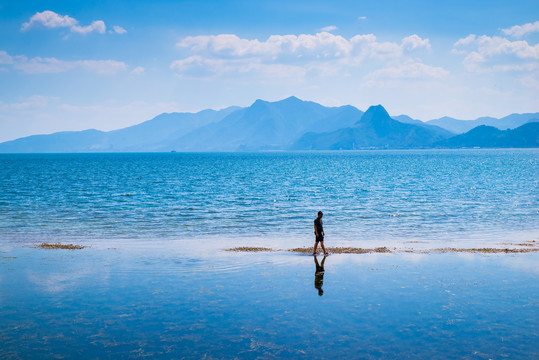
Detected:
left=431, top=247, right=539, bottom=254
left=291, top=247, right=393, bottom=254
left=35, top=242, right=86, bottom=250
left=225, top=247, right=275, bottom=252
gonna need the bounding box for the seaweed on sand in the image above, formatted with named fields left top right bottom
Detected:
left=225, top=247, right=275, bottom=252
left=290, top=247, right=393, bottom=254
left=431, top=247, right=539, bottom=254
left=35, top=243, right=86, bottom=250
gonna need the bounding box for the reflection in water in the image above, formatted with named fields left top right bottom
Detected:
left=314, top=255, right=327, bottom=296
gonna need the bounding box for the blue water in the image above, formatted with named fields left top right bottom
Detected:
left=0, top=150, right=537, bottom=245
left=0, top=247, right=538, bottom=359
left=1, top=150, right=538, bottom=358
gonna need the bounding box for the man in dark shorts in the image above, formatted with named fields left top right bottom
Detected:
left=313, top=211, right=328, bottom=255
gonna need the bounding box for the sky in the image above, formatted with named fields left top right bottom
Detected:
left=0, top=0, right=538, bottom=142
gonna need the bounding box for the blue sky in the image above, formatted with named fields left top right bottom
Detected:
left=0, top=0, right=538, bottom=141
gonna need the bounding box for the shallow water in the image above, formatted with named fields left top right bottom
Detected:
left=0, top=246, right=538, bottom=359
left=1, top=150, right=537, bottom=358
left=0, top=150, right=538, bottom=246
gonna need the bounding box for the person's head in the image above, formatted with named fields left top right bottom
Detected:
left=318, top=288, right=324, bottom=296
left=318, top=211, right=323, bottom=219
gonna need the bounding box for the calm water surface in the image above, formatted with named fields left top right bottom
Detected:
left=0, top=150, right=537, bottom=245
left=1, top=151, right=538, bottom=358
left=0, top=246, right=537, bottom=359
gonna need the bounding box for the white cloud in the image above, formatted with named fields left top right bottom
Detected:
left=171, top=32, right=443, bottom=81
left=0, top=50, right=13, bottom=64
left=0, top=50, right=127, bottom=74
left=170, top=55, right=305, bottom=79
left=402, top=34, right=431, bottom=51
left=358, top=16, right=367, bottom=20
left=71, top=20, right=106, bottom=34
left=112, top=25, right=127, bottom=34
left=0, top=95, right=50, bottom=111
left=454, top=33, right=539, bottom=72
left=454, top=34, right=476, bottom=47
left=77, top=60, right=127, bottom=74
left=520, top=75, right=539, bottom=89
left=174, top=32, right=433, bottom=77
left=502, top=20, right=539, bottom=38
left=365, top=62, right=449, bottom=81
left=21, top=10, right=77, bottom=31
left=131, top=66, right=145, bottom=75
left=21, top=10, right=122, bottom=36
left=320, top=25, right=337, bottom=32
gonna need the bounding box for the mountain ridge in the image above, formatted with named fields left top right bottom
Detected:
left=0, top=97, right=537, bottom=152
left=291, top=105, right=451, bottom=150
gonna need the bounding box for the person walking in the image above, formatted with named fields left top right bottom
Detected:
left=313, top=211, right=328, bottom=255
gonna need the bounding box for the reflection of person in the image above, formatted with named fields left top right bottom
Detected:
left=314, top=255, right=327, bottom=296
left=313, top=211, right=328, bottom=255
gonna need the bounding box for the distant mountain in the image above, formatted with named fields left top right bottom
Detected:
left=434, top=122, right=539, bottom=148
left=392, top=115, right=455, bottom=138
left=0, top=96, right=537, bottom=152
left=292, top=105, right=451, bottom=150
left=0, top=129, right=107, bottom=153
left=168, top=96, right=364, bottom=151
left=106, top=106, right=240, bottom=151
left=0, top=107, right=239, bottom=153
left=426, top=113, right=539, bottom=134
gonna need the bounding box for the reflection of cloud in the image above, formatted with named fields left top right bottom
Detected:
left=499, top=255, right=539, bottom=275
left=26, top=267, right=97, bottom=294
left=25, top=251, right=113, bottom=294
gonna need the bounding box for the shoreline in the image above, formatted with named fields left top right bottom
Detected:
left=17, top=239, right=539, bottom=255
left=226, top=241, right=539, bottom=254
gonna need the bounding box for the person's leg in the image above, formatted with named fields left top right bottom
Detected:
left=320, top=241, right=328, bottom=254
left=313, top=241, right=318, bottom=255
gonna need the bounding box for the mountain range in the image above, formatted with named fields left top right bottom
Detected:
left=0, top=96, right=537, bottom=152
left=434, top=123, right=539, bottom=148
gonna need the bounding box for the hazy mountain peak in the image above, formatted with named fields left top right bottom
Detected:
left=278, top=95, right=302, bottom=104
left=252, top=99, right=268, bottom=106
left=357, top=104, right=391, bottom=125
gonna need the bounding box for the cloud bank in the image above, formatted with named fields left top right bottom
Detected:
left=0, top=50, right=127, bottom=74
left=454, top=33, right=539, bottom=72
left=501, top=20, right=539, bottom=38
left=171, top=32, right=436, bottom=81
left=21, top=10, right=126, bottom=35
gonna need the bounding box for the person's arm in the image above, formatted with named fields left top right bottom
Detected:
left=314, top=223, right=318, bottom=237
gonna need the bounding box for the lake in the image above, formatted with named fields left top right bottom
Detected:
left=0, top=150, right=538, bottom=359
left=1, top=150, right=537, bottom=246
